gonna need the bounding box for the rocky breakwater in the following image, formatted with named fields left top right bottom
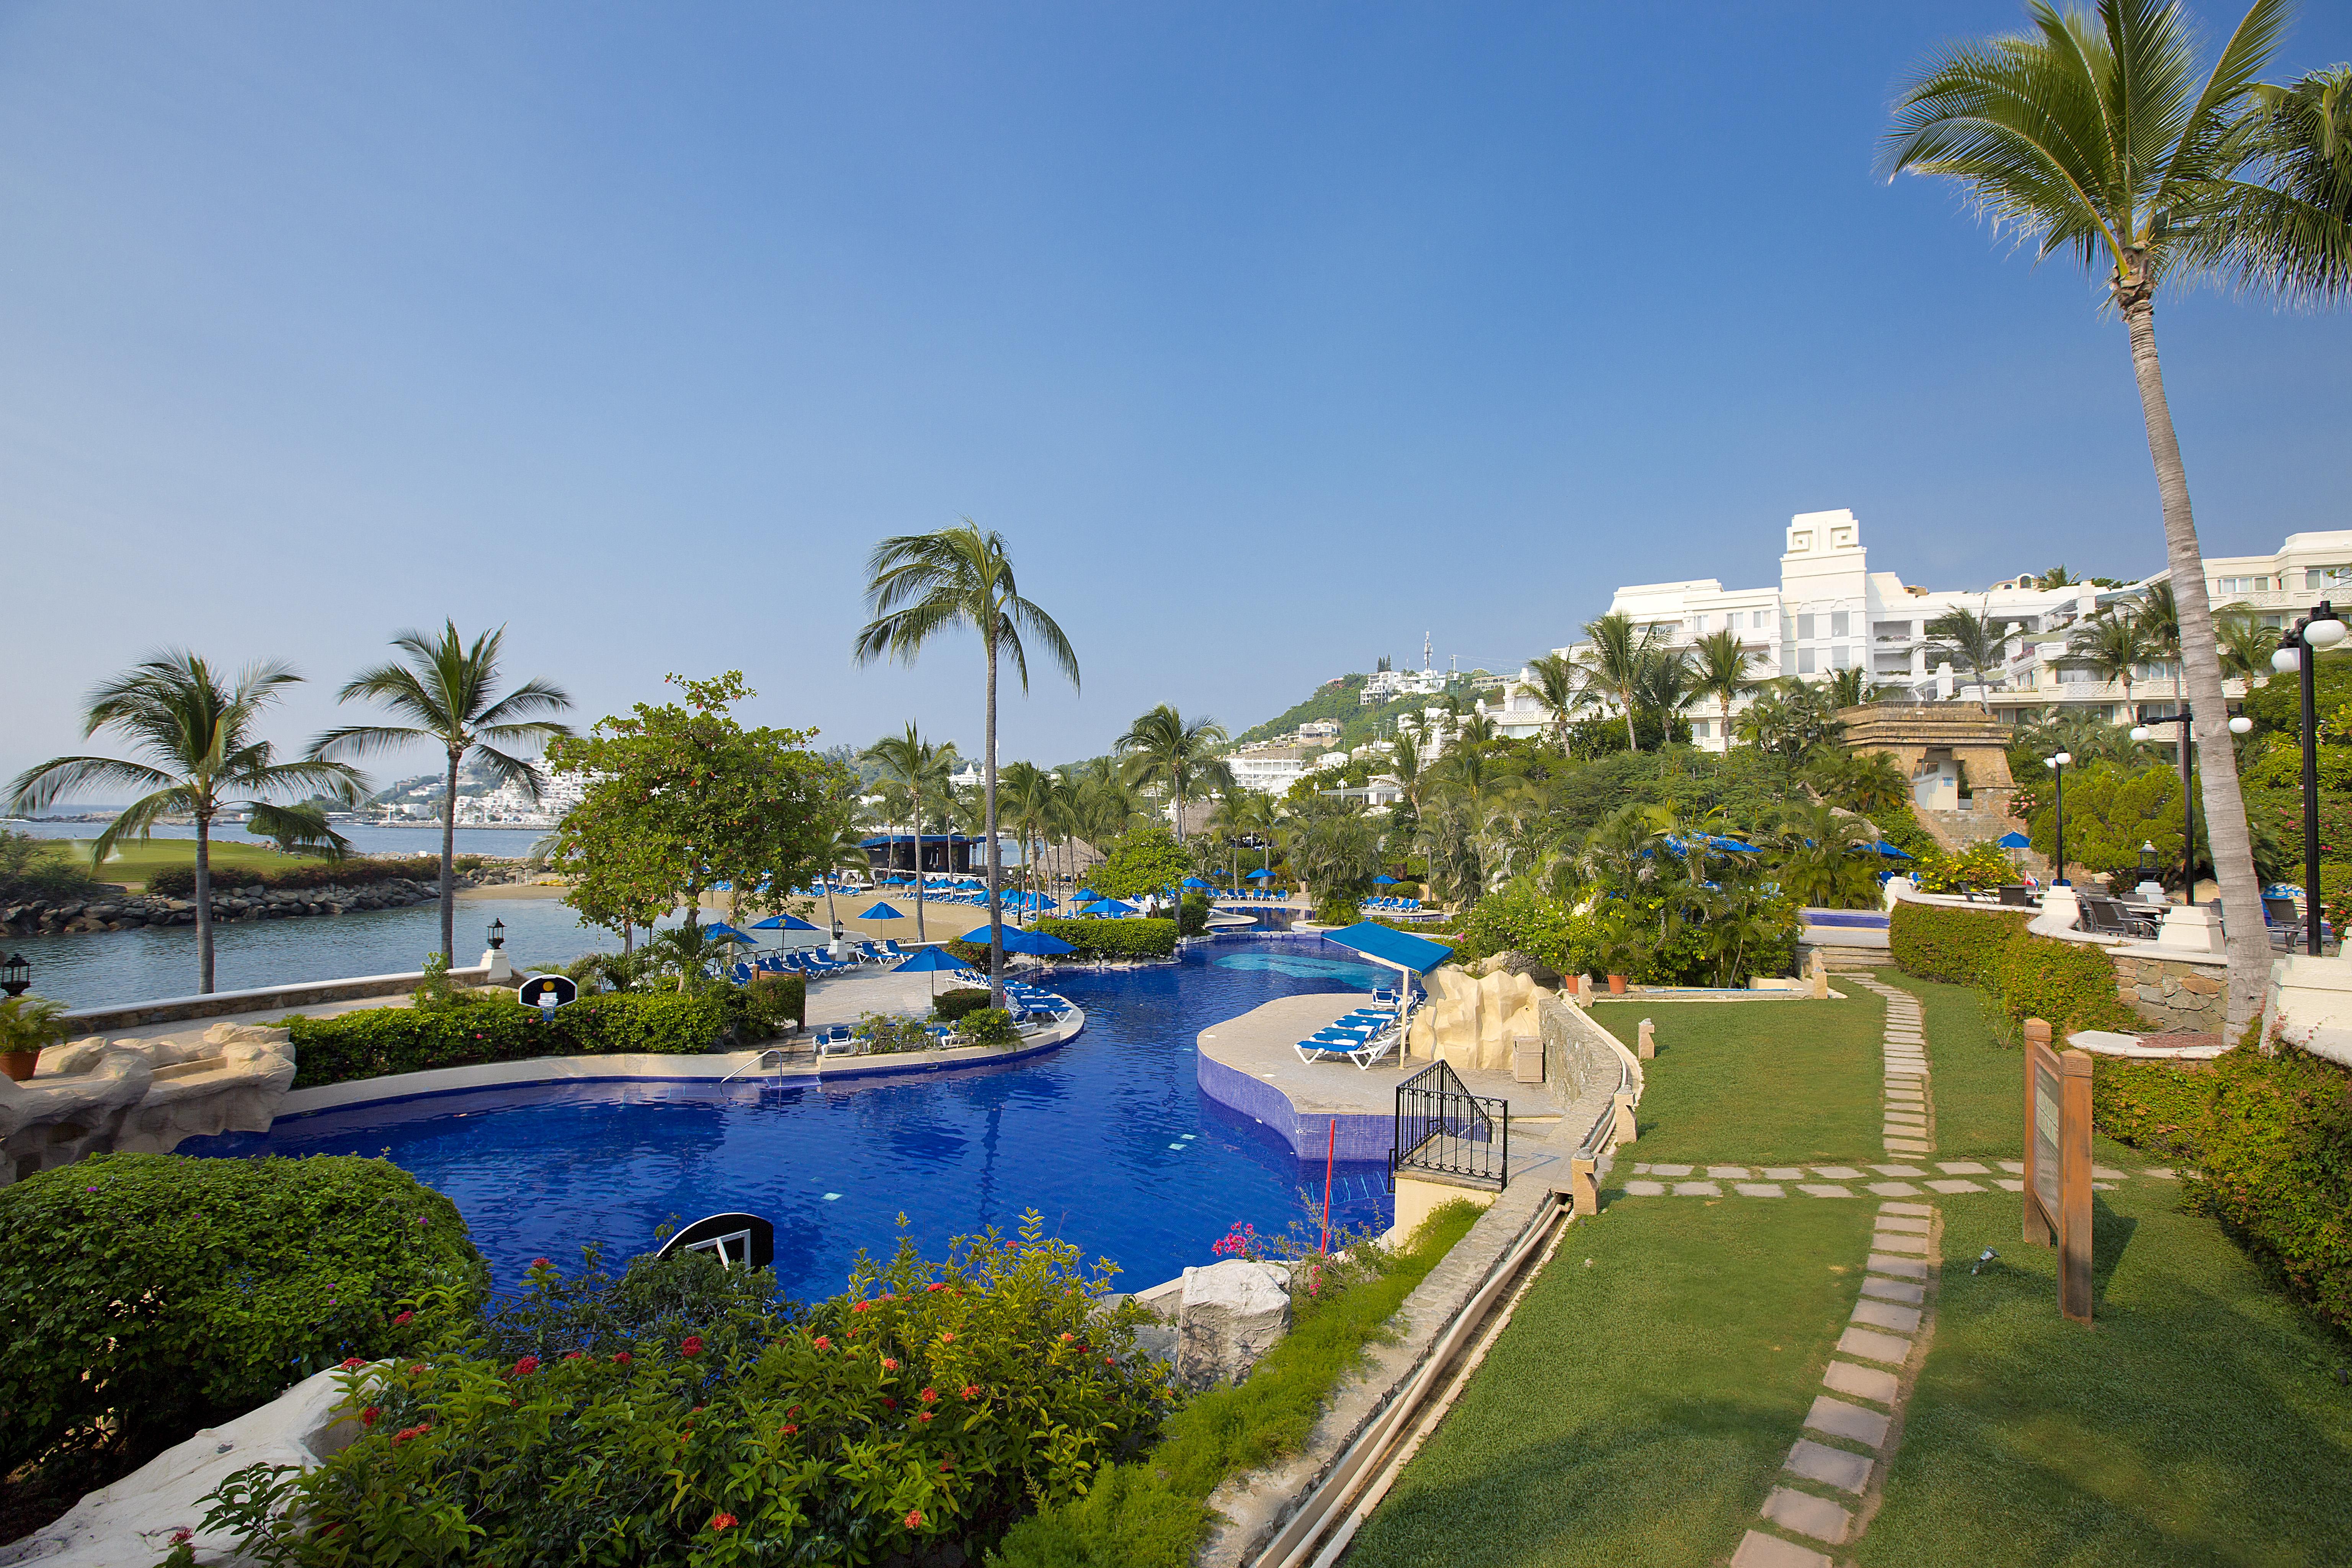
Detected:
left=1, top=865, right=531, bottom=937
left=0, top=1021, right=296, bottom=1186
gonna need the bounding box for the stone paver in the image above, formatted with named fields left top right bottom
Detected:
left=1761, top=1487, right=1853, bottom=1545
left=1785, top=1436, right=1874, bottom=1492
left=1871, top=1230, right=1930, bottom=1254
left=1823, top=1360, right=1900, bottom=1402
left=1860, top=1276, right=1925, bottom=1305
left=1866, top=1253, right=1928, bottom=1279
left=1623, top=1179, right=1666, bottom=1196
left=1875, top=1215, right=1931, bottom=1233
left=1797, top=1184, right=1854, bottom=1198
left=1837, top=1326, right=1915, bottom=1364
left=1708, top=1165, right=1754, bottom=1179
left=1805, top=1393, right=1893, bottom=1447
left=1736, top=1183, right=1788, bottom=1197
left=1872, top=1165, right=1928, bottom=1177
left=1883, top=1138, right=1933, bottom=1154
left=1926, top=1179, right=1987, bottom=1194
left=1673, top=1181, right=1722, bottom=1197
left=1762, top=1167, right=1805, bottom=1179
left=1815, top=1166, right=1863, bottom=1179
left=1937, top=1161, right=1990, bottom=1174
left=1866, top=1181, right=1923, bottom=1197
left=1733, top=1530, right=1834, bottom=1568
left=1880, top=1202, right=1933, bottom=1216
left=1651, top=1164, right=1694, bottom=1176
left=1993, top=1178, right=2025, bottom=1192
left=1852, top=1299, right=1924, bottom=1334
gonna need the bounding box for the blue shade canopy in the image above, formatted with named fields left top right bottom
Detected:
left=1073, top=887, right=1100, bottom=900
left=750, top=913, right=822, bottom=931
left=1320, top=921, right=1455, bottom=975
left=859, top=901, right=906, bottom=920
left=1996, top=831, right=2032, bottom=849
left=1001, top=928, right=1076, bottom=956
left=702, top=923, right=756, bottom=944
left=1083, top=898, right=1138, bottom=916
left=1247, top=868, right=1274, bottom=879
left=1180, top=876, right=1212, bottom=889
left=1867, top=841, right=1915, bottom=860
left=893, top=945, right=967, bottom=973
left=1372, top=874, right=1397, bottom=885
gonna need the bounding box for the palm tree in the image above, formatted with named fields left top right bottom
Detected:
left=2071, top=612, right=2159, bottom=717
left=1209, top=790, right=1285, bottom=881
left=1116, top=706, right=1235, bottom=844
left=998, top=761, right=1058, bottom=916
left=860, top=725, right=957, bottom=942
left=855, top=521, right=1078, bottom=1006
left=1688, top=629, right=1758, bottom=751
left=2038, top=565, right=2081, bottom=589
left=2218, top=611, right=2280, bottom=686
left=2134, top=580, right=2185, bottom=701
left=809, top=814, right=875, bottom=940
left=1515, top=652, right=1586, bottom=753
left=312, top=623, right=572, bottom=966
left=1883, top=0, right=2352, bottom=1027
left=10, top=652, right=362, bottom=993
left=1923, top=604, right=2016, bottom=711
left=1575, top=612, right=1671, bottom=753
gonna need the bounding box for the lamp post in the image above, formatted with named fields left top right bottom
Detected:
left=2044, top=751, right=2073, bottom=887
left=2274, top=602, right=2347, bottom=956
left=0, top=954, right=28, bottom=998
left=2129, top=707, right=2257, bottom=903
left=486, top=918, right=506, bottom=951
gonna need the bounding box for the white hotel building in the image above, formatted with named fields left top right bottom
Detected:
left=1494, top=509, right=2352, bottom=749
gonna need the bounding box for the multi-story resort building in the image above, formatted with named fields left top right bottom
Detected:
left=1494, top=508, right=2352, bottom=750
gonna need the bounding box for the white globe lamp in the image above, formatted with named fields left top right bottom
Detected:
left=2229, top=715, right=2254, bottom=735
left=2308, top=616, right=2348, bottom=650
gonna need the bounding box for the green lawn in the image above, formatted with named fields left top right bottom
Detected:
left=1348, top=1198, right=1877, bottom=1568
left=57, top=838, right=335, bottom=889
left=1591, top=995, right=1885, bottom=1164
left=1871, top=970, right=2019, bottom=1158
left=1861, top=1185, right=2352, bottom=1567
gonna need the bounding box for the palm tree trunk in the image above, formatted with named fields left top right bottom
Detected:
left=911, top=785, right=926, bottom=942
left=1622, top=686, right=1640, bottom=753
left=194, top=810, right=216, bottom=994
left=984, top=636, right=1004, bottom=1009
left=2125, top=297, right=2267, bottom=1032
left=439, top=747, right=461, bottom=963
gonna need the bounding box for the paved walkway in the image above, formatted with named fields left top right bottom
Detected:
left=1731, top=1200, right=1945, bottom=1566
left=1618, top=1158, right=2161, bottom=1198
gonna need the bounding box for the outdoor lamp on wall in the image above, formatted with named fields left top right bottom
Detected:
left=0, top=954, right=28, bottom=998
left=487, top=918, right=506, bottom=951
left=2140, top=841, right=2158, bottom=879
left=2045, top=752, right=2073, bottom=887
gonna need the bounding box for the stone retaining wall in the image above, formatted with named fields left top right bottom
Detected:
left=2109, top=952, right=2228, bottom=1034
left=61, top=965, right=505, bottom=1034
left=1, top=866, right=531, bottom=937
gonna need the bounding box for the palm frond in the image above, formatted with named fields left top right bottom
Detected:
left=8, top=755, right=179, bottom=815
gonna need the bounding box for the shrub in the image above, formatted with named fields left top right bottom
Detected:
left=197, top=1219, right=1177, bottom=1564
left=932, top=987, right=993, bottom=1023
left=2189, top=1034, right=2352, bottom=1331
left=1911, top=840, right=2019, bottom=894
left=854, top=1011, right=933, bottom=1054
left=1032, top=917, right=1179, bottom=962
left=0, top=829, right=107, bottom=905
left=741, top=972, right=805, bottom=1034
left=1452, top=883, right=1593, bottom=976
left=1311, top=889, right=1362, bottom=926
left=474, top=1244, right=796, bottom=1365
left=0, top=1153, right=487, bottom=1477
left=962, top=1007, right=1020, bottom=1047
left=288, top=990, right=742, bottom=1088
left=1178, top=892, right=1210, bottom=937
left=2091, top=1056, right=2215, bottom=1158
left=1888, top=902, right=2027, bottom=987
left=144, top=854, right=489, bottom=898
left=948, top=938, right=995, bottom=969
left=1994, top=931, right=2143, bottom=1037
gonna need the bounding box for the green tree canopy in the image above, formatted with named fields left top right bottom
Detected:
left=1088, top=827, right=1192, bottom=902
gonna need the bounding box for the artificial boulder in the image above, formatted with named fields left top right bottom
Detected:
left=1174, top=1259, right=1291, bottom=1389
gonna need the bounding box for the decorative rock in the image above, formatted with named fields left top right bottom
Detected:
left=1174, top=1259, right=1291, bottom=1389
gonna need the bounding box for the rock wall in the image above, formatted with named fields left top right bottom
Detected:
left=2109, top=952, right=2227, bottom=1034
left=1406, top=964, right=1553, bottom=1071
left=0, top=1023, right=297, bottom=1186
left=1, top=866, right=531, bottom=937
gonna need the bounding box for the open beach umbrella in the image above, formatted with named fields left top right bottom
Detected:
left=1867, top=842, right=1914, bottom=860
left=750, top=913, right=822, bottom=932
left=1320, top=921, right=1455, bottom=1011
left=893, top=942, right=967, bottom=996
left=702, top=922, right=756, bottom=951
left=1073, top=887, right=1100, bottom=900
left=1181, top=876, right=1212, bottom=890
left=859, top=901, right=905, bottom=920
left=1996, top=831, right=2031, bottom=849
left=969, top=926, right=1076, bottom=957
left=1372, top=874, right=1397, bottom=885
left=1083, top=898, right=1137, bottom=916
left=1247, top=868, right=1273, bottom=880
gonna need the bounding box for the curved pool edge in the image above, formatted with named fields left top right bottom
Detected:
left=272, top=1008, right=1086, bottom=1122
left=1193, top=995, right=1395, bottom=1162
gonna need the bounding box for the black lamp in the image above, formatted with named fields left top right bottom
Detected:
left=2139, top=841, right=2158, bottom=881
left=487, top=918, right=506, bottom=951
left=0, top=954, right=28, bottom=998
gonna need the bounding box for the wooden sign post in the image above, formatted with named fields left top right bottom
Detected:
left=2020, top=1018, right=2096, bottom=1324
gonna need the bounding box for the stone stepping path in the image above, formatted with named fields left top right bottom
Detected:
left=1618, top=1159, right=2155, bottom=1199
left=1844, top=973, right=1934, bottom=1157
left=1730, top=1201, right=1942, bottom=1568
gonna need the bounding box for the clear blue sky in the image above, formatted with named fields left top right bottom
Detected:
left=4, top=1, right=2347, bottom=790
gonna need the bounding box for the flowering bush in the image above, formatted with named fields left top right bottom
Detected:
left=960, top=1006, right=1021, bottom=1047
left=194, top=1215, right=1177, bottom=1563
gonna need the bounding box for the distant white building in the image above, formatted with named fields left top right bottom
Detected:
left=1297, top=719, right=1343, bottom=746
left=1503, top=509, right=2352, bottom=751
left=462, top=761, right=586, bottom=827
left=1229, top=746, right=1313, bottom=795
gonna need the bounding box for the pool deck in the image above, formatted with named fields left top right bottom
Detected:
left=1196, top=994, right=1559, bottom=1162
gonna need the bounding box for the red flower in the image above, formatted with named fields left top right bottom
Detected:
left=813, top=1336, right=831, bottom=1350
left=338, top=1357, right=367, bottom=1371
left=613, top=1352, right=632, bottom=1364
left=940, top=1331, right=955, bottom=1343
left=920, top=1387, right=938, bottom=1404
left=709, top=1512, right=738, bottom=1532
left=169, top=1529, right=193, bottom=1546
left=939, top=1459, right=955, bottom=1472
left=1104, top=1356, right=1115, bottom=1366
left=906, top=1509, right=925, bottom=1530
left=852, top=1300, right=872, bottom=1313
left=531, top=1257, right=550, bottom=1268
left=392, top=1310, right=413, bottom=1326
left=961, top=1384, right=981, bottom=1400
left=781, top=1423, right=799, bottom=1435
left=882, top=1396, right=898, bottom=1409
left=512, top=1356, right=539, bottom=1377
left=392, top=1423, right=431, bottom=1444
left=882, top=1357, right=899, bottom=1371
left=360, top=1406, right=380, bottom=1427
left=407, top=1363, right=426, bottom=1375
left=918, top=1411, right=934, bottom=1423
left=926, top=1281, right=948, bottom=1292
left=681, top=1336, right=704, bottom=1358
left=564, top=1351, right=584, bottom=1360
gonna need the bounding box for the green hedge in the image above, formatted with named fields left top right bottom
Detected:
left=147, top=854, right=488, bottom=897
left=2091, top=1056, right=2216, bottom=1157
left=0, top=1153, right=487, bottom=1476
left=1996, top=931, right=2143, bottom=1036
left=1032, top=917, right=1179, bottom=961
left=931, top=987, right=993, bottom=1023
left=289, top=990, right=746, bottom=1088
left=1887, top=902, right=2029, bottom=987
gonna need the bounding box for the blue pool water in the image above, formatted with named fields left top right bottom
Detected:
left=181, top=937, right=1395, bottom=1302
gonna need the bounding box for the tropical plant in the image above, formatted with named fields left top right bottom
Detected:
left=1295, top=809, right=1383, bottom=923
left=1767, top=802, right=1886, bottom=910
left=856, top=522, right=1079, bottom=1008
left=1733, top=679, right=1847, bottom=761
left=1806, top=750, right=1911, bottom=815
left=2038, top=564, right=2081, bottom=588
left=1574, top=612, right=1673, bottom=754
left=1922, top=604, right=2017, bottom=710
left=313, top=623, right=572, bottom=965
left=641, top=922, right=742, bottom=993
left=9, top=652, right=362, bottom=993
left=1687, top=629, right=1759, bottom=747
left=2070, top=610, right=2159, bottom=711
left=0, top=994, right=72, bottom=1061
left=2218, top=610, right=2282, bottom=685
left=2136, top=579, right=2185, bottom=699
left=1116, top=706, right=1235, bottom=844
left=1883, top=0, right=2352, bottom=1027
left=1514, top=652, right=1586, bottom=753
left=861, top=724, right=959, bottom=941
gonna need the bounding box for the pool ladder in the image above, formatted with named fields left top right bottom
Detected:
left=720, top=1048, right=792, bottom=1086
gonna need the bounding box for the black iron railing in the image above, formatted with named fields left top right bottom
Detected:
left=1388, top=1060, right=1508, bottom=1192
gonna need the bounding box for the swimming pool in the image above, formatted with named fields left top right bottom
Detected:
left=180, top=936, right=1397, bottom=1302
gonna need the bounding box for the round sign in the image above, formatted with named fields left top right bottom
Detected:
left=518, top=973, right=579, bottom=1008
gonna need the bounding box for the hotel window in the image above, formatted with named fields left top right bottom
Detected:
left=1830, top=610, right=1850, bottom=637
left=1692, top=719, right=1712, bottom=738
left=1798, top=648, right=1818, bottom=675
left=1691, top=614, right=1708, bottom=634
left=1796, top=614, right=1816, bottom=641
left=1752, top=610, right=1771, bottom=629
left=1834, top=646, right=1855, bottom=669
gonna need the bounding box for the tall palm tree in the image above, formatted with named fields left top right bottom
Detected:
left=1923, top=604, right=2016, bottom=711
left=1208, top=789, right=1284, bottom=881
left=998, top=761, right=1058, bottom=916
left=809, top=814, right=875, bottom=941
left=1575, top=612, right=1671, bottom=753
left=2217, top=610, right=2280, bottom=685
left=10, top=652, right=362, bottom=993
left=2071, top=611, right=2159, bottom=717
left=855, top=522, right=1078, bottom=1007
left=2038, top=564, right=2081, bottom=588
left=1688, top=628, right=1759, bottom=751
left=1514, top=652, right=1586, bottom=753
left=1116, top=705, right=1235, bottom=844
left=2135, top=580, right=2184, bottom=701
left=1883, top=0, right=2352, bottom=1026
left=312, top=623, right=573, bottom=966
left=860, top=725, right=957, bottom=942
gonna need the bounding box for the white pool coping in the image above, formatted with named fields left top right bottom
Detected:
left=274, top=1007, right=1086, bottom=1120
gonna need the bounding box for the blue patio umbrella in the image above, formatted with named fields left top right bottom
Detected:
left=859, top=901, right=906, bottom=920
left=750, top=913, right=822, bottom=932
left=1181, top=876, right=1212, bottom=890
left=1083, top=898, right=1137, bottom=916
left=1247, top=868, right=1273, bottom=880
left=893, top=941, right=969, bottom=995
left=967, top=926, right=1075, bottom=957
left=1996, top=831, right=2031, bottom=849
left=702, top=922, right=756, bottom=945
left=1372, top=874, right=1397, bottom=885
left=1866, top=841, right=1914, bottom=859
left=1073, top=887, right=1100, bottom=900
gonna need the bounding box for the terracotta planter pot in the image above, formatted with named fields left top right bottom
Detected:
left=2, top=1051, right=38, bottom=1083
left=1607, top=974, right=1628, bottom=996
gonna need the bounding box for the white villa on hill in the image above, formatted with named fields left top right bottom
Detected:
left=1494, top=509, right=2352, bottom=750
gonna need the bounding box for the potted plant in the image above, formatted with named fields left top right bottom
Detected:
left=1590, top=905, right=1642, bottom=997
left=0, top=995, right=74, bottom=1083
